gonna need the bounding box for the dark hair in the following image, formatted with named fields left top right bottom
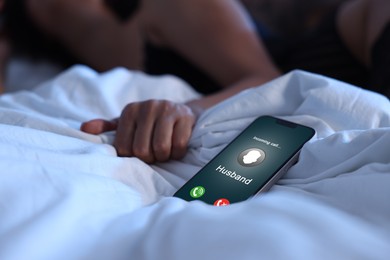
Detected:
left=2, top=0, right=78, bottom=66
left=104, top=0, right=140, bottom=21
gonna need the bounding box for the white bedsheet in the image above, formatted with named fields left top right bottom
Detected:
left=0, top=66, right=389, bottom=259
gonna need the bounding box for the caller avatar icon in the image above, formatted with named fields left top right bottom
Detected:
left=237, top=148, right=265, bottom=166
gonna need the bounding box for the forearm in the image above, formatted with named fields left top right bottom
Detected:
left=185, top=72, right=280, bottom=116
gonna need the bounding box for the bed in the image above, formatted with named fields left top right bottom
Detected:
left=0, top=65, right=389, bottom=259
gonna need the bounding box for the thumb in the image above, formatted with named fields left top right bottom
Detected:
left=80, top=118, right=118, bottom=134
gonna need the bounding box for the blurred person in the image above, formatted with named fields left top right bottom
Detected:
left=1, top=0, right=389, bottom=163
left=3, top=0, right=280, bottom=94
left=85, top=0, right=390, bottom=163
left=2, top=0, right=281, bottom=163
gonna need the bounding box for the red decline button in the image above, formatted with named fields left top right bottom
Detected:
left=214, top=198, right=230, bottom=206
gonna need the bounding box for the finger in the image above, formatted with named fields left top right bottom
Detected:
left=114, top=106, right=137, bottom=157
left=152, top=115, right=175, bottom=162
left=171, top=116, right=194, bottom=160
left=131, top=102, right=157, bottom=163
left=80, top=118, right=118, bottom=134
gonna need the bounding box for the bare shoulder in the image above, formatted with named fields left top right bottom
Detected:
left=367, top=0, right=390, bottom=45
left=337, top=0, right=390, bottom=66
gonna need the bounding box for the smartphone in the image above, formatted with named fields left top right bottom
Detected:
left=173, top=116, right=315, bottom=206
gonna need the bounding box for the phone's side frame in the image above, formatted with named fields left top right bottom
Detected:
left=252, top=150, right=302, bottom=196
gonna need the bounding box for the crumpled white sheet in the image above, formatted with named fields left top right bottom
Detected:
left=0, top=65, right=389, bottom=260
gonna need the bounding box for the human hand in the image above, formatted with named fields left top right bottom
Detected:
left=81, top=100, right=198, bottom=163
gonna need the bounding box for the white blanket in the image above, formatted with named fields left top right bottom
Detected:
left=0, top=66, right=389, bottom=259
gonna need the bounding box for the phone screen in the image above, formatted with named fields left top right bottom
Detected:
left=174, top=116, right=315, bottom=205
